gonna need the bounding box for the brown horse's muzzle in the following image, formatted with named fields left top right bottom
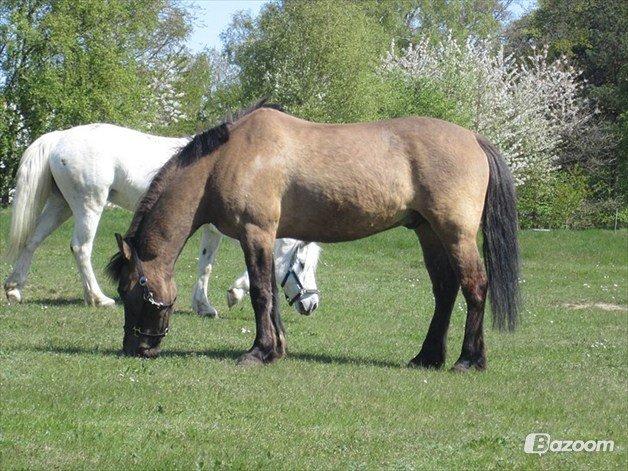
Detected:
left=122, top=332, right=162, bottom=358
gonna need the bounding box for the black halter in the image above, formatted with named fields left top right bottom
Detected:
left=124, top=253, right=176, bottom=339
left=280, top=243, right=320, bottom=307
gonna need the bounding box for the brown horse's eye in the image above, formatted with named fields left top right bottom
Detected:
left=139, top=276, right=147, bottom=286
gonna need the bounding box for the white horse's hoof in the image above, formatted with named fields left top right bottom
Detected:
left=192, top=300, right=218, bottom=318
left=88, top=296, right=116, bottom=307
left=98, top=297, right=116, bottom=307
left=191, top=294, right=218, bottom=317
left=227, top=288, right=246, bottom=309
left=199, top=306, right=218, bottom=318
left=6, top=288, right=22, bottom=304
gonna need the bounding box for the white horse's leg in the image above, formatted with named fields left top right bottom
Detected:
left=68, top=197, right=114, bottom=307
left=226, top=269, right=251, bottom=308
left=227, top=239, right=285, bottom=308
left=4, top=193, right=71, bottom=303
left=191, top=225, right=222, bottom=317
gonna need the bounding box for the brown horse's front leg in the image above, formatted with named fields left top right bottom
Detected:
left=238, top=227, right=284, bottom=366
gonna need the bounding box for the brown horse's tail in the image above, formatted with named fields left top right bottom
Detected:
left=476, top=134, right=521, bottom=331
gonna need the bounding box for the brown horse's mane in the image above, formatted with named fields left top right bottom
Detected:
left=106, top=98, right=284, bottom=281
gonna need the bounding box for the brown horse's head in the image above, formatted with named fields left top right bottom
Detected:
left=107, top=234, right=177, bottom=358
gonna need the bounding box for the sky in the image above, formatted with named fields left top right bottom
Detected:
left=183, top=0, right=537, bottom=53
left=184, top=0, right=267, bottom=52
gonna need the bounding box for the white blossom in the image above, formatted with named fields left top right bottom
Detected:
left=382, top=36, right=594, bottom=184
left=143, top=56, right=188, bottom=129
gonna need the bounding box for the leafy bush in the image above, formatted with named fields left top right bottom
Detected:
left=517, top=169, right=590, bottom=229
left=379, top=72, right=473, bottom=126
left=223, top=0, right=391, bottom=123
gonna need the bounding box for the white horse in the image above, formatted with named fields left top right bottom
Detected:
left=3, top=123, right=321, bottom=316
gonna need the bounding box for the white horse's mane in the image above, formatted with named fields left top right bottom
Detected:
left=302, top=243, right=322, bottom=274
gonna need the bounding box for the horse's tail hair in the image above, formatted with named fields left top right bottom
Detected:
left=477, top=134, right=521, bottom=332
left=4, top=132, right=60, bottom=262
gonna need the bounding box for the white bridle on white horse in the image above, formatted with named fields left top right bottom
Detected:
left=3, top=123, right=321, bottom=316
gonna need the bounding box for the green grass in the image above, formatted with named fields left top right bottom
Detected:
left=0, top=208, right=626, bottom=470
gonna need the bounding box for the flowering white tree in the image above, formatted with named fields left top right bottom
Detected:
left=382, top=36, right=594, bottom=184
left=143, top=56, right=188, bottom=130
left=0, top=100, right=29, bottom=204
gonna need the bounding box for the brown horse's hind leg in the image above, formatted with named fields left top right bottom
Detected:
left=238, top=226, right=285, bottom=365
left=408, top=224, right=460, bottom=369
left=440, top=234, right=488, bottom=372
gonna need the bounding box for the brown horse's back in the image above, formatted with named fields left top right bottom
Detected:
left=209, top=109, right=488, bottom=242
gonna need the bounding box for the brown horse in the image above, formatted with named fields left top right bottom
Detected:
left=108, top=100, right=520, bottom=371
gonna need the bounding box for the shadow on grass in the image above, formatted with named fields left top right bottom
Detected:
left=16, top=345, right=402, bottom=369
left=20, top=301, right=208, bottom=315
left=25, top=297, right=85, bottom=306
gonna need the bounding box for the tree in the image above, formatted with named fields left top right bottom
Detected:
left=222, top=0, right=392, bottom=123
left=410, top=0, right=511, bottom=41
left=507, top=0, right=627, bottom=119
left=0, top=0, right=192, bottom=202
left=506, top=0, right=627, bottom=225
left=359, top=0, right=513, bottom=46
left=383, top=36, right=594, bottom=184
left=219, top=0, right=515, bottom=124
left=196, top=48, right=245, bottom=126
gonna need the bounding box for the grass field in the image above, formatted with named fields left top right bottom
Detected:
left=0, top=208, right=626, bottom=470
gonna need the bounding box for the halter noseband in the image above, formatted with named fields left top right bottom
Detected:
left=126, top=324, right=170, bottom=339
left=124, top=253, right=176, bottom=339
left=280, top=243, right=320, bottom=307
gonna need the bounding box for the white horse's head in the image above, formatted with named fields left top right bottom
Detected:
left=276, top=239, right=321, bottom=315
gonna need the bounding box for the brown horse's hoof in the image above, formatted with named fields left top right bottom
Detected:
left=450, top=357, right=486, bottom=372
left=236, top=347, right=281, bottom=366
left=237, top=353, right=265, bottom=366
left=407, top=350, right=445, bottom=369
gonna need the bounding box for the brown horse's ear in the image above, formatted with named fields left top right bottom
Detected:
left=115, top=233, right=133, bottom=261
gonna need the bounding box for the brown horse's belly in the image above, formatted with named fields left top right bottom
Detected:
left=277, top=182, right=414, bottom=243
left=278, top=214, right=410, bottom=242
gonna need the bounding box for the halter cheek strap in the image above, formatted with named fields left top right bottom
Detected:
left=125, top=254, right=176, bottom=338
left=280, top=270, right=320, bottom=306
left=280, top=244, right=320, bottom=306
left=139, top=275, right=177, bottom=310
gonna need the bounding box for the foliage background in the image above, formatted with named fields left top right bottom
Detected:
left=0, top=0, right=626, bottom=227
